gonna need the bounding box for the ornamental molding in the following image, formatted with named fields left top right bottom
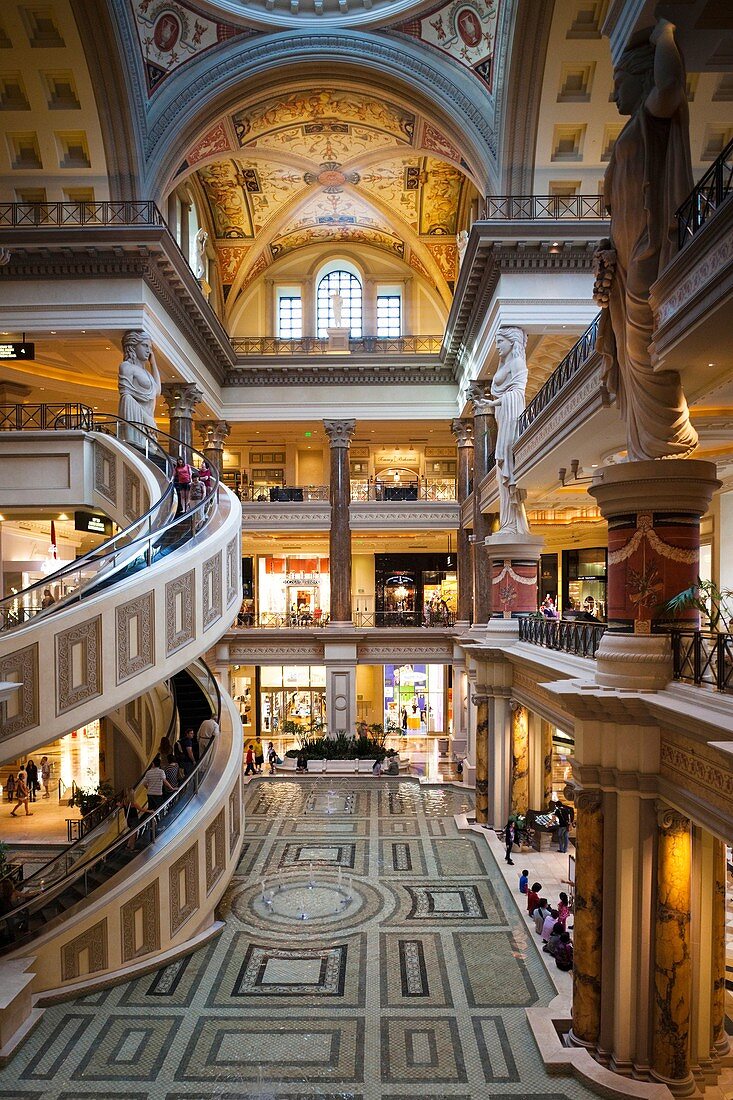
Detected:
left=226, top=363, right=453, bottom=386
left=161, top=381, right=205, bottom=418
left=123, top=465, right=143, bottom=522
left=202, top=551, right=223, bottom=630
left=121, top=881, right=160, bottom=962
left=229, top=776, right=242, bottom=855
left=169, top=843, right=200, bottom=936
left=575, top=789, right=603, bottom=814
left=166, top=570, right=196, bottom=655
left=61, top=918, right=109, bottom=982
left=660, top=735, right=733, bottom=814
left=229, top=643, right=325, bottom=662
left=514, top=359, right=607, bottom=477
left=226, top=535, right=240, bottom=605
left=55, top=617, right=103, bottom=716
left=116, top=591, right=156, bottom=684
left=451, top=417, right=474, bottom=448
left=0, top=643, right=38, bottom=741
left=350, top=503, right=460, bottom=528
left=206, top=810, right=227, bottom=894
left=240, top=505, right=331, bottom=527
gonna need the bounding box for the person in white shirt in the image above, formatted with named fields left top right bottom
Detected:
left=143, top=755, right=174, bottom=811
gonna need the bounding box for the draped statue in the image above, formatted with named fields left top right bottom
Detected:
left=487, top=326, right=530, bottom=535
left=594, top=18, right=697, bottom=461
left=117, top=330, right=161, bottom=446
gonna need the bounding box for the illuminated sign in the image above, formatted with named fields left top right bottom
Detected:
left=75, top=511, right=112, bottom=536
left=0, top=342, right=35, bottom=361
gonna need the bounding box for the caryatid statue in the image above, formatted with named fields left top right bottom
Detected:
left=486, top=326, right=530, bottom=536
left=117, top=330, right=161, bottom=446
left=594, top=18, right=697, bottom=462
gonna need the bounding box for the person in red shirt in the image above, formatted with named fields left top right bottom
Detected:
left=527, top=882, right=542, bottom=916
left=244, top=744, right=256, bottom=776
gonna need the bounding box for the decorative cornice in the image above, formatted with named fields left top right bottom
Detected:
left=225, top=362, right=453, bottom=386
left=575, top=789, right=603, bottom=814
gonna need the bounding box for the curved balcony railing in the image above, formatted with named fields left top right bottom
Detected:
left=0, top=402, right=94, bottom=431
left=677, top=138, right=733, bottom=248
left=0, top=200, right=166, bottom=228
left=0, top=661, right=221, bottom=954
left=671, top=629, right=733, bottom=693
left=519, top=616, right=607, bottom=658
left=517, top=314, right=600, bottom=437
left=479, top=195, right=609, bottom=221
left=0, top=411, right=219, bottom=632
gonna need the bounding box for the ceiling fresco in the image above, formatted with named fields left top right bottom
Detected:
left=390, top=0, right=500, bottom=89
left=187, top=85, right=478, bottom=303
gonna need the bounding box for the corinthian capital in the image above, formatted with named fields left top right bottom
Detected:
left=575, top=789, right=603, bottom=814
left=451, top=417, right=474, bottom=448
left=161, top=381, right=204, bottom=418
left=323, top=419, right=356, bottom=449
left=466, top=381, right=495, bottom=415
left=197, top=419, right=231, bottom=447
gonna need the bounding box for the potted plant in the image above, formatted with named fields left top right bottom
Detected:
left=664, top=578, right=733, bottom=632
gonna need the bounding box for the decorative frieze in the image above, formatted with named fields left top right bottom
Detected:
left=121, top=881, right=160, bottom=962
left=169, top=844, right=200, bottom=936
left=93, top=443, right=117, bottom=505
left=206, top=811, right=226, bottom=894
left=202, top=552, right=222, bottom=630
left=165, top=570, right=195, bottom=655
left=229, top=777, right=242, bottom=855
left=226, top=536, right=239, bottom=605
left=61, top=918, right=108, bottom=982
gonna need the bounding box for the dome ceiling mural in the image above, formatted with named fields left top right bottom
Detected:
left=181, top=84, right=479, bottom=309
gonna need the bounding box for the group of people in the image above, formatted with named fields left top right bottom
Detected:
left=541, top=594, right=602, bottom=621
left=7, top=756, right=52, bottom=817
left=172, top=457, right=214, bottom=516
left=520, top=872, right=573, bottom=972
left=245, top=738, right=281, bottom=775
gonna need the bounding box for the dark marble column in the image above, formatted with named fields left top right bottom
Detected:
left=571, top=789, right=604, bottom=1049
left=711, top=837, right=728, bottom=1057
left=451, top=417, right=474, bottom=626
left=161, top=381, right=203, bottom=461
left=471, top=691, right=489, bottom=824
left=324, top=419, right=356, bottom=624
left=196, top=419, right=231, bottom=471
left=652, top=804, right=693, bottom=1092
left=466, top=382, right=496, bottom=624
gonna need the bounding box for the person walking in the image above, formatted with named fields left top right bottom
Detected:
left=556, top=801, right=571, bottom=854
left=39, top=756, right=51, bottom=799
left=143, top=756, right=174, bottom=811
left=10, top=770, right=32, bottom=816
left=253, top=736, right=265, bottom=774
left=172, top=456, right=193, bottom=514
left=504, top=818, right=516, bottom=865
left=244, top=744, right=256, bottom=776
left=267, top=742, right=278, bottom=775
left=25, top=760, right=38, bottom=803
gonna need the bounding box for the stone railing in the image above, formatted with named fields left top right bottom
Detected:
left=231, top=335, right=443, bottom=356
left=479, top=194, right=609, bottom=221
left=677, top=138, right=733, bottom=248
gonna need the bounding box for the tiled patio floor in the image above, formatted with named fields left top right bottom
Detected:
left=0, top=777, right=599, bottom=1099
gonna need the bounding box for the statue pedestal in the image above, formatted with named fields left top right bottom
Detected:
left=589, top=459, right=720, bottom=690
left=326, top=327, right=350, bottom=353
left=483, top=532, right=543, bottom=618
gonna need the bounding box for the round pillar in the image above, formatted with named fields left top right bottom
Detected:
left=451, top=417, right=474, bottom=626
left=471, top=692, right=489, bottom=824
left=324, top=419, right=356, bottom=625
left=652, top=804, right=693, bottom=1094
left=161, top=381, right=203, bottom=461
left=711, top=837, right=728, bottom=1057
left=466, top=383, right=496, bottom=625
left=510, top=702, right=529, bottom=815
left=483, top=534, right=543, bottom=618
left=571, top=789, right=604, bottom=1049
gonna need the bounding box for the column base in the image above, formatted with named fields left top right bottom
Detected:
left=567, top=1028, right=598, bottom=1052
left=595, top=633, right=672, bottom=690
left=649, top=1069, right=695, bottom=1096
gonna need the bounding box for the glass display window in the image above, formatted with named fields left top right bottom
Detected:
left=384, top=663, right=445, bottom=734
left=231, top=665, right=254, bottom=735
left=562, top=547, right=607, bottom=620
left=259, top=665, right=327, bottom=735
left=258, top=556, right=330, bottom=626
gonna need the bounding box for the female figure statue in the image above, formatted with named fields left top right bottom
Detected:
left=488, top=326, right=530, bottom=534
left=117, top=330, right=161, bottom=446
left=595, top=18, right=697, bottom=461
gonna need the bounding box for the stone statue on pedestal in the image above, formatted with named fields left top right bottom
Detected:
left=595, top=17, right=697, bottom=462
left=487, top=326, right=530, bottom=535
left=117, top=330, right=161, bottom=446
left=456, top=230, right=469, bottom=270
left=330, top=292, right=344, bottom=328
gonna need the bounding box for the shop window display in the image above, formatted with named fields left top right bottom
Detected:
left=562, top=547, right=607, bottom=620
left=384, top=663, right=445, bottom=733
left=375, top=554, right=456, bottom=627
left=258, top=556, right=330, bottom=627
left=260, top=665, right=327, bottom=738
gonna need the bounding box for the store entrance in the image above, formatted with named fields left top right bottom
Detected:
left=259, top=665, right=327, bottom=739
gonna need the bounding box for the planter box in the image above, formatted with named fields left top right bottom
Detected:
left=277, top=756, right=410, bottom=773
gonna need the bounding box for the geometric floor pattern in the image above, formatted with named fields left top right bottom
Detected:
left=0, top=777, right=600, bottom=1098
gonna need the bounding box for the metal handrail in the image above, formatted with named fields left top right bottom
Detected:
left=517, top=314, right=601, bottom=436
left=518, top=616, right=607, bottom=657
left=0, top=411, right=220, bottom=632
left=676, top=138, right=733, bottom=248
left=0, top=661, right=221, bottom=949
left=349, top=478, right=458, bottom=502
left=0, top=403, right=94, bottom=431
left=671, top=628, right=733, bottom=692
left=0, top=200, right=166, bottom=228
left=479, top=195, right=609, bottom=221
left=230, top=335, right=443, bottom=356
left=243, top=484, right=330, bottom=502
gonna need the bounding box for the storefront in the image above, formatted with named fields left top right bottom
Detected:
left=383, top=663, right=449, bottom=733
left=561, top=547, right=607, bottom=620
left=259, top=665, right=327, bottom=737
left=374, top=554, right=456, bottom=627
left=257, top=556, right=330, bottom=626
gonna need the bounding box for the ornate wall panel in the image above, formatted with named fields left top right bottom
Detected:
left=116, top=592, right=155, bottom=683
left=0, top=643, right=39, bottom=740
left=169, top=843, right=200, bottom=936
left=123, top=465, right=142, bottom=521
left=165, top=570, right=195, bottom=654
left=61, top=918, right=108, bottom=982
left=202, top=551, right=222, bottom=630
left=93, top=442, right=117, bottom=505
left=55, top=617, right=103, bottom=716
left=121, top=881, right=161, bottom=962
left=206, top=810, right=226, bottom=894
left=226, top=536, right=239, bottom=605
left=229, top=777, right=241, bottom=856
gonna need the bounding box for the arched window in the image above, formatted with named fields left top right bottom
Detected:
left=316, top=269, right=362, bottom=338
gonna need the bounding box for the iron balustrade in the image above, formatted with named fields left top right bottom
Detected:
left=671, top=629, right=733, bottom=693
left=519, top=616, right=607, bottom=657
left=244, top=610, right=457, bottom=629
left=517, top=314, right=601, bottom=436
left=479, top=195, right=609, bottom=221
left=0, top=402, right=94, bottom=431
left=677, top=138, right=733, bottom=248
left=350, top=478, right=457, bottom=502
left=0, top=200, right=166, bottom=228
left=231, top=335, right=443, bottom=356
left=243, top=484, right=329, bottom=502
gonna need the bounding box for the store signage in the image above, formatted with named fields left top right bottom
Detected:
left=0, top=342, right=34, bottom=361
left=75, top=511, right=112, bottom=536
left=284, top=572, right=320, bottom=586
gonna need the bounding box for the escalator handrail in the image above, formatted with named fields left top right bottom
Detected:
left=0, top=414, right=221, bottom=630
left=0, top=660, right=221, bottom=938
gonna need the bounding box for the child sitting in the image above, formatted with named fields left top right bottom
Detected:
left=518, top=869, right=529, bottom=894
left=555, top=932, right=573, bottom=971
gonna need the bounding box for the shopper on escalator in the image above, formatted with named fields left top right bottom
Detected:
left=172, top=457, right=193, bottom=515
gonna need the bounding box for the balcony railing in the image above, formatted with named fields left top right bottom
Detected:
left=0, top=402, right=94, bottom=431
left=241, top=610, right=457, bottom=629
left=517, top=314, right=600, bottom=436
left=479, top=195, right=609, bottom=221
left=0, top=200, right=166, bottom=228
left=231, top=335, right=443, bottom=356
left=519, top=616, right=607, bottom=658
left=671, top=629, right=733, bottom=693
left=350, top=479, right=457, bottom=502
left=677, top=138, right=733, bottom=248
left=243, top=484, right=329, bottom=502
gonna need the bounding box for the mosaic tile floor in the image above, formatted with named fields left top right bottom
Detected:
left=0, top=777, right=600, bottom=1099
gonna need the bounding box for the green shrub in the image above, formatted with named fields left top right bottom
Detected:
left=284, top=734, right=385, bottom=760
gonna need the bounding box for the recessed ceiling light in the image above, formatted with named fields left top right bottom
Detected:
left=708, top=362, right=714, bottom=367
left=591, top=463, right=598, bottom=468
left=50, top=330, right=56, bottom=334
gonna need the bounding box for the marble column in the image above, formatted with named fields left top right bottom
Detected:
left=589, top=460, right=720, bottom=689
left=324, top=419, right=356, bottom=625
left=510, top=703, right=529, bottom=815
left=466, top=382, right=496, bottom=625
left=571, top=789, right=604, bottom=1049
left=451, top=417, right=474, bottom=627
left=472, top=692, right=489, bottom=824
left=542, top=719, right=554, bottom=806
left=652, top=805, right=693, bottom=1092
left=451, top=653, right=468, bottom=761
left=161, top=381, right=203, bottom=461
left=711, top=837, right=728, bottom=1057
left=196, top=419, right=231, bottom=472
